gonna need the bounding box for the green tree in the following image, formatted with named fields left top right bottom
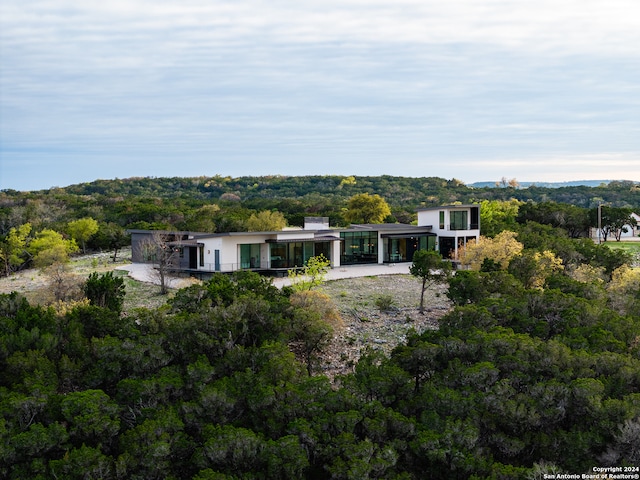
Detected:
left=0, top=223, right=32, bottom=276
left=508, top=250, right=564, bottom=289
left=84, top=271, right=126, bottom=314
left=49, top=444, right=116, bottom=480
left=246, top=210, right=287, bottom=232
left=517, top=201, right=589, bottom=238
left=184, top=204, right=220, bottom=232
left=118, top=408, right=185, bottom=479
left=446, top=270, right=485, bottom=305
left=27, top=228, right=78, bottom=268
left=410, top=250, right=452, bottom=313
left=289, top=290, right=343, bottom=374
left=67, top=217, right=99, bottom=253
left=574, top=239, right=631, bottom=278
left=392, top=334, right=441, bottom=393
left=480, top=199, right=521, bottom=237
left=90, top=222, right=129, bottom=262
left=591, top=206, right=635, bottom=242
left=288, top=254, right=330, bottom=291
left=59, top=389, right=120, bottom=446
left=196, top=424, right=264, bottom=475
left=343, top=193, right=391, bottom=224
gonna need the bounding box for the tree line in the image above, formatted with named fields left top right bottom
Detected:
left=2, top=175, right=638, bottom=233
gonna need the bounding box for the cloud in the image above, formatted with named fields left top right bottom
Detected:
left=1, top=0, right=639, bottom=190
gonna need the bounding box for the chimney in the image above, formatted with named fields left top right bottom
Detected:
left=304, top=217, right=330, bottom=230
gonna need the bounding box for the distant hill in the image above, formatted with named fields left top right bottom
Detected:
left=1, top=175, right=638, bottom=235
left=469, top=180, right=625, bottom=188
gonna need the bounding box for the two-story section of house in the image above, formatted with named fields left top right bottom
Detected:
left=416, top=204, right=481, bottom=259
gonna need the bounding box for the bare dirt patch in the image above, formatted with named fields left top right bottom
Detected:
left=319, top=274, right=451, bottom=378
left=0, top=251, right=122, bottom=304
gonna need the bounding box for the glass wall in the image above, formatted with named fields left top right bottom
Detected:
left=269, top=242, right=327, bottom=269
left=384, top=235, right=436, bottom=262
left=240, top=244, right=261, bottom=269
left=340, top=231, right=378, bottom=264
left=314, top=242, right=331, bottom=259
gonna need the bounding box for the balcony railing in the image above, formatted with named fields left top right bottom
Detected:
left=448, top=223, right=479, bottom=231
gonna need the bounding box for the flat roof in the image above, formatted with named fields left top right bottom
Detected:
left=347, top=223, right=432, bottom=232
left=415, top=204, right=478, bottom=212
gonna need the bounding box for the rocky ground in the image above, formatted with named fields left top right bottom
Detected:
left=318, top=274, right=451, bottom=378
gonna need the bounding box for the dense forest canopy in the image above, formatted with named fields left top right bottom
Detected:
left=1, top=175, right=638, bottom=230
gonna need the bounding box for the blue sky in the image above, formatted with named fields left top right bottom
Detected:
left=1, top=0, right=639, bottom=191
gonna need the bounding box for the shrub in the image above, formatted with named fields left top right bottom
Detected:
left=374, top=294, right=397, bottom=312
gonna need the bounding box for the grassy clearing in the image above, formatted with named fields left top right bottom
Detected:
left=114, top=269, right=177, bottom=312
left=604, top=241, right=640, bottom=266
left=605, top=240, right=640, bottom=253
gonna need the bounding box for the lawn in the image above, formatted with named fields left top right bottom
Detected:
left=604, top=240, right=640, bottom=266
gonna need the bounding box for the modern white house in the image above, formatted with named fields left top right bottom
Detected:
left=129, top=204, right=481, bottom=276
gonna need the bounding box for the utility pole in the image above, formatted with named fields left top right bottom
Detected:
left=598, top=202, right=602, bottom=244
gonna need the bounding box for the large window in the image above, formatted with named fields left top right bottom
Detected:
left=314, top=242, right=331, bottom=259
left=269, top=242, right=322, bottom=269
left=240, top=244, right=261, bottom=269
left=340, top=231, right=378, bottom=264
left=384, top=235, right=436, bottom=262
left=450, top=211, right=468, bottom=230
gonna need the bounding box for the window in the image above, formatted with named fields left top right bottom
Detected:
left=450, top=211, right=468, bottom=230
left=269, top=242, right=319, bottom=269
left=470, top=206, right=479, bottom=230
left=439, top=211, right=445, bottom=229
left=240, top=244, right=261, bottom=269
left=340, top=231, right=378, bottom=264
left=384, top=235, right=436, bottom=262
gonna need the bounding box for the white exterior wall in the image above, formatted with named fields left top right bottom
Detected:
left=198, top=234, right=274, bottom=272
left=377, top=232, right=385, bottom=264
left=417, top=210, right=440, bottom=232
left=331, top=240, right=342, bottom=267
left=417, top=206, right=481, bottom=259
left=196, top=232, right=342, bottom=272
left=621, top=213, right=640, bottom=239
left=417, top=208, right=479, bottom=235
left=199, top=237, right=223, bottom=271
left=276, top=232, right=316, bottom=241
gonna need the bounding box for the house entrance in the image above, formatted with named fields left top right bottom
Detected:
left=189, top=246, right=198, bottom=269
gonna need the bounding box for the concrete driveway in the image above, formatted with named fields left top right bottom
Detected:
left=117, top=262, right=412, bottom=288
